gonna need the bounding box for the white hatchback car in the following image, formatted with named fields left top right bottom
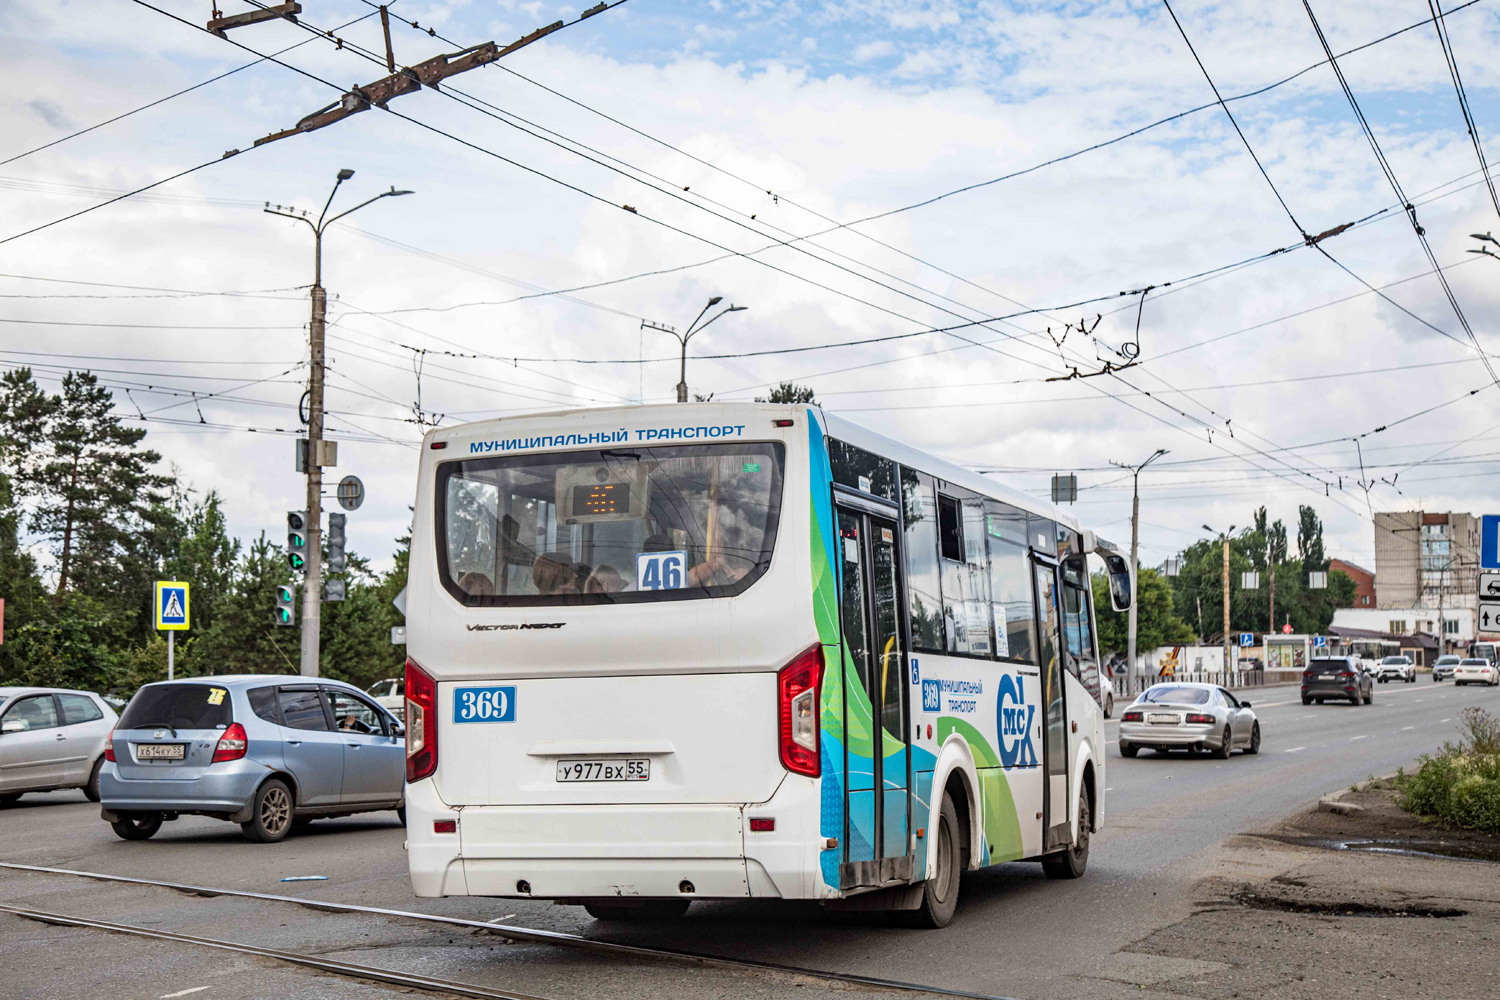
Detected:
left=0, top=687, right=118, bottom=804
left=1454, top=658, right=1500, bottom=686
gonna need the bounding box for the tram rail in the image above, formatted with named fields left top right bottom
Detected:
left=0, top=862, right=1023, bottom=1000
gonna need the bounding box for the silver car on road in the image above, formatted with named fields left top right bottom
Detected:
left=99, top=675, right=405, bottom=843
left=1118, top=682, right=1261, bottom=759
left=0, top=687, right=117, bottom=804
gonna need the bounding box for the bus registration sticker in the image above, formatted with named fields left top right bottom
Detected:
left=454, top=686, right=517, bottom=723
left=636, top=551, right=687, bottom=590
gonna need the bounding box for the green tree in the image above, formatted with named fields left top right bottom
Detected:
left=30, top=371, right=171, bottom=597
left=0, top=473, right=47, bottom=682
left=0, top=367, right=55, bottom=490
left=1093, top=567, right=1195, bottom=656
left=755, top=382, right=817, bottom=404
left=1297, top=504, right=1326, bottom=569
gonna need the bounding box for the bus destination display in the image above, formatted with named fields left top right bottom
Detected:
left=572, top=482, right=631, bottom=517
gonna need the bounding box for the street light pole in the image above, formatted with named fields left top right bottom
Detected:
left=641, top=296, right=747, bottom=402
left=1110, top=449, right=1167, bottom=680
left=265, top=170, right=412, bottom=676
left=1204, top=524, right=1237, bottom=673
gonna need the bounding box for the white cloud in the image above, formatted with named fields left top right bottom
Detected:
left=2, top=0, right=1499, bottom=576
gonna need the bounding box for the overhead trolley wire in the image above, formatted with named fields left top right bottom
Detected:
left=0, top=9, right=384, bottom=168
left=1426, top=0, right=1500, bottom=220
left=1300, top=0, right=1499, bottom=388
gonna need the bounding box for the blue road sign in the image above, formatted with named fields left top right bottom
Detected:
left=1484, top=516, right=1500, bottom=570
left=154, top=581, right=190, bottom=631
left=1314, top=635, right=1327, bottom=648
left=1239, top=632, right=1253, bottom=647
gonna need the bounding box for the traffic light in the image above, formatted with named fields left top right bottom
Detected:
left=323, top=579, right=346, bottom=602
left=327, top=512, right=347, bottom=573
left=287, top=511, right=307, bottom=572
left=275, top=584, right=297, bottom=626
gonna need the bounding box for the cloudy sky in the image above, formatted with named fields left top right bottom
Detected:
left=4, top=0, right=1500, bottom=579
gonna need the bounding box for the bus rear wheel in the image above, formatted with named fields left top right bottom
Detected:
left=893, top=795, right=961, bottom=928
left=584, top=900, right=690, bottom=921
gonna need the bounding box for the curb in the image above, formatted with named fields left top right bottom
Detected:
left=1317, top=772, right=1399, bottom=815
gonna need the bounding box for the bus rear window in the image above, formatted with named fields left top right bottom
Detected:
left=436, top=442, right=785, bottom=606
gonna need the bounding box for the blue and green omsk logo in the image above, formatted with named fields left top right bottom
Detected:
left=996, top=675, right=1037, bottom=768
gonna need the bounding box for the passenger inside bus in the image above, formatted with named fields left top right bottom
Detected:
left=584, top=565, right=624, bottom=593
left=531, top=552, right=578, bottom=595
left=457, top=571, right=494, bottom=596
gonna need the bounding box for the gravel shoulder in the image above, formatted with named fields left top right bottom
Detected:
left=1090, top=784, right=1500, bottom=999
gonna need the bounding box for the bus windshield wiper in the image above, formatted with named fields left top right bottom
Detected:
left=601, top=449, right=640, bottom=460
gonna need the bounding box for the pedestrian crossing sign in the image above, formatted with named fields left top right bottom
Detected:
left=154, top=581, right=190, bottom=631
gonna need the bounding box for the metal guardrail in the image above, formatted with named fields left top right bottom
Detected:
left=1110, top=669, right=1303, bottom=698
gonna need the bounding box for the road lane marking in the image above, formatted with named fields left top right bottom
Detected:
left=1350, top=735, right=1369, bottom=741
left=160, top=989, right=211, bottom=999
left=1402, top=726, right=1415, bottom=731
left=1284, top=747, right=1306, bottom=753
left=1442, top=718, right=1451, bottom=723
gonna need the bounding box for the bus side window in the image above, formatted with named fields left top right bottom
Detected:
left=900, top=468, right=944, bottom=652
left=984, top=502, right=1036, bottom=664
left=937, top=488, right=992, bottom=658
left=1061, top=555, right=1103, bottom=705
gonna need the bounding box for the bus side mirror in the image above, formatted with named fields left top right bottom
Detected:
left=1102, top=552, right=1132, bottom=612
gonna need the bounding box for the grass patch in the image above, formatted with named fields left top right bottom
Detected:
left=1396, top=708, right=1500, bottom=835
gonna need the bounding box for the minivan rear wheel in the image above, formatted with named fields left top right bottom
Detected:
left=242, top=779, right=294, bottom=843
left=111, top=813, right=162, bottom=841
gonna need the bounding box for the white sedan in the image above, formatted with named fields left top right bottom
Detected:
left=1454, top=659, right=1500, bottom=686
left=366, top=677, right=405, bottom=712
left=1118, top=682, right=1261, bottom=759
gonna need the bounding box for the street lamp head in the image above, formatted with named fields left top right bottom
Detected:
left=725, top=304, right=747, bottom=313
left=337, top=168, right=356, bottom=181
left=1202, top=524, right=1214, bottom=534
left=707, top=295, right=723, bottom=307
left=1471, top=231, right=1496, bottom=244
left=389, top=187, right=415, bottom=196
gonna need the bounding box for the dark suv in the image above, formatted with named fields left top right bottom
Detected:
left=1302, top=656, right=1373, bottom=706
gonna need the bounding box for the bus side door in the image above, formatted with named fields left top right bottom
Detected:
left=1032, top=556, right=1071, bottom=851
left=836, top=502, right=912, bottom=886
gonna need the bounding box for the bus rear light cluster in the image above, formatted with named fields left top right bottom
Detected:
left=211, top=722, right=248, bottom=762
left=778, top=644, right=822, bottom=777
left=406, top=657, right=439, bottom=783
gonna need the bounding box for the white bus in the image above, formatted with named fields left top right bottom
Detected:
left=403, top=403, right=1131, bottom=927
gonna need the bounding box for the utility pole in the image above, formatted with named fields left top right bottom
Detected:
left=1110, top=449, right=1167, bottom=680
left=1204, top=524, right=1237, bottom=672
left=265, top=171, right=412, bottom=675
left=641, top=296, right=747, bottom=402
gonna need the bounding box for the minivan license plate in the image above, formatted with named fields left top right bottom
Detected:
left=137, top=744, right=185, bottom=760
left=556, top=759, right=649, bottom=782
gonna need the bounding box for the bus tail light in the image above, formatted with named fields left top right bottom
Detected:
left=778, top=644, right=822, bottom=777
left=406, top=657, right=439, bottom=783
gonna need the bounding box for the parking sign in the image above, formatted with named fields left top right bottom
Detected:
left=154, top=581, right=190, bottom=631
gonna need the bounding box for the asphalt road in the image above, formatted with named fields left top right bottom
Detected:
left=2, top=677, right=1496, bottom=1000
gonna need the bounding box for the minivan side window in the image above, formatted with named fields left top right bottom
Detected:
left=247, top=686, right=282, bottom=726
left=277, top=689, right=331, bottom=731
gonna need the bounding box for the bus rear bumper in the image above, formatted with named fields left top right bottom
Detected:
left=408, top=775, right=829, bottom=900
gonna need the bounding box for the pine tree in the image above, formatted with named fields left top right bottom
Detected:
left=0, top=367, right=55, bottom=490
left=30, top=372, right=171, bottom=597
left=755, top=382, right=817, bottom=404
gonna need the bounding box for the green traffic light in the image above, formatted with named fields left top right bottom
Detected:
left=288, top=553, right=305, bottom=570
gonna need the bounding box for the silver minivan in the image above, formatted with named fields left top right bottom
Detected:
left=0, top=687, right=117, bottom=804
left=99, top=675, right=404, bottom=843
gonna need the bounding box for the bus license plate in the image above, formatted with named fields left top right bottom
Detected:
left=556, top=759, right=650, bottom=782
left=137, top=744, right=186, bottom=760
